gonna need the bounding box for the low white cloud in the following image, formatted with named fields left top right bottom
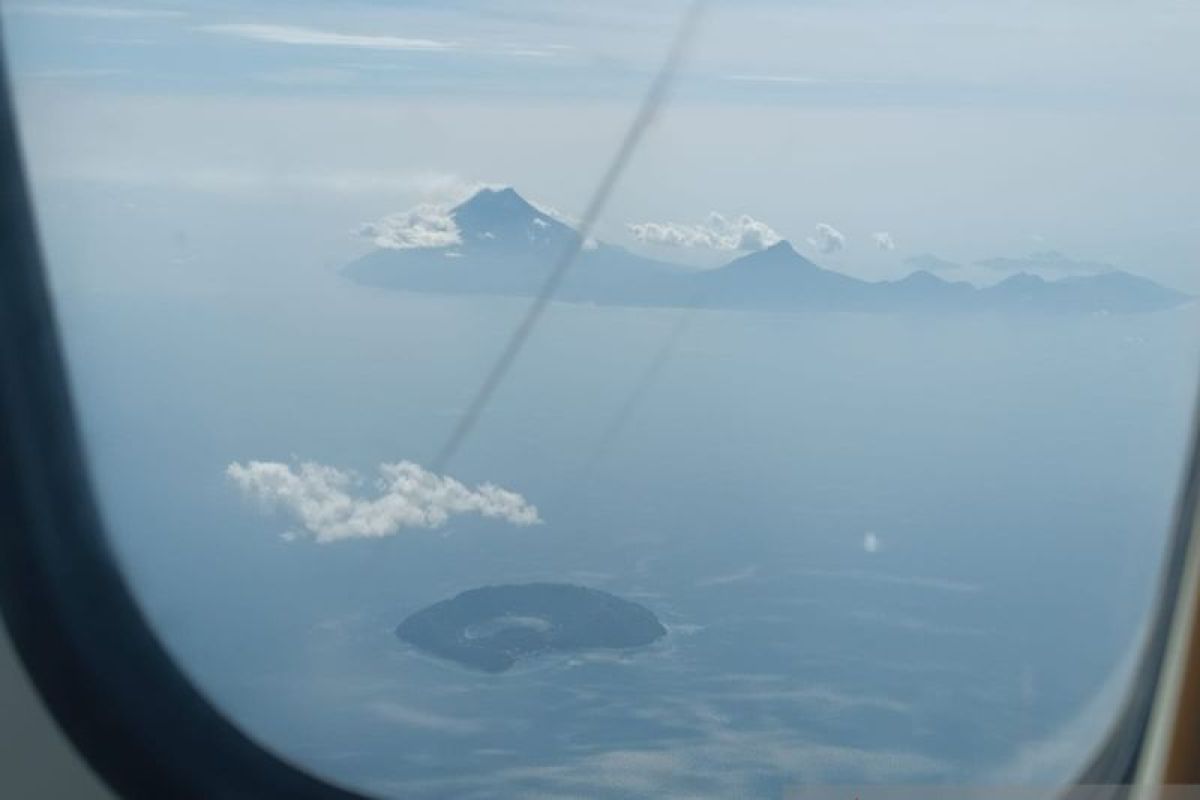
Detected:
left=520, top=197, right=578, bottom=227
left=863, top=531, right=881, bottom=554
left=371, top=701, right=486, bottom=735
left=806, top=223, right=846, bottom=254
left=629, top=212, right=781, bottom=252
left=696, top=565, right=758, bottom=587
left=794, top=568, right=980, bottom=594
left=51, top=162, right=483, bottom=199
left=227, top=460, right=541, bottom=543
left=200, top=24, right=456, bottom=52
left=356, top=203, right=461, bottom=249
left=199, top=24, right=565, bottom=59
left=355, top=185, right=581, bottom=250
left=402, top=715, right=945, bottom=797
left=871, top=231, right=896, bottom=251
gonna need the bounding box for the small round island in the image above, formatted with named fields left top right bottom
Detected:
left=396, top=583, right=667, bottom=673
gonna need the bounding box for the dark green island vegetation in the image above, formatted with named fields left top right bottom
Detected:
left=396, top=583, right=667, bottom=673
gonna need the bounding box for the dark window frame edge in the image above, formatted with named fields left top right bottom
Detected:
left=0, top=34, right=366, bottom=800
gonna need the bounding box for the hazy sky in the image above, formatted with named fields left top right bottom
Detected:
left=3, top=0, right=1198, bottom=289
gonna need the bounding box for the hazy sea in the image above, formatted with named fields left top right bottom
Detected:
left=52, top=276, right=1200, bottom=798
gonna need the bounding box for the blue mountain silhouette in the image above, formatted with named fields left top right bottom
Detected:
left=344, top=187, right=1190, bottom=314
left=346, top=187, right=679, bottom=303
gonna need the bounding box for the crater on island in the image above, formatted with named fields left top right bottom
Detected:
left=396, top=583, right=667, bottom=673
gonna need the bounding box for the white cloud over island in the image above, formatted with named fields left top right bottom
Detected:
left=227, top=460, right=541, bottom=542
left=629, top=213, right=781, bottom=252
left=356, top=204, right=462, bottom=250
left=871, top=231, right=896, bottom=251
left=807, top=223, right=846, bottom=254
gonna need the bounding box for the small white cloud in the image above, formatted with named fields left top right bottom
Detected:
left=629, top=212, right=781, bottom=252
left=526, top=199, right=578, bottom=227
left=807, top=223, right=846, bottom=254
left=872, top=231, right=896, bottom=251
left=356, top=203, right=461, bottom=250
left=401, top=175, right=500, bottom=205
left=200, top=24, right=455, bottom=52
left=863, top=532, right=881, bottom=554
left=227, top=460, right=541, bottom=543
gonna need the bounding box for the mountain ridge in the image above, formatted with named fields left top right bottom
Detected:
left=343, top=187, right=1191, bottom=314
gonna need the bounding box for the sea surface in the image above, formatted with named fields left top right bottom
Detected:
left=51, top=276, right=1200, bottom=798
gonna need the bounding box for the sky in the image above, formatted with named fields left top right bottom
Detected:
left=2, top=0, right=1198, bottom=289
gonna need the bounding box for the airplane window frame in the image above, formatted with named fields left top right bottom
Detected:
left=0, top=61, right=364, bottom=800
left=0, top=40, right=1193, bottom=800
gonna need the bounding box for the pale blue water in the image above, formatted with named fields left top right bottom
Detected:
left=52, top=277, right=1200, bottom=798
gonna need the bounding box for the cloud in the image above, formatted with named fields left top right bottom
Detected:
left=226, top=460, right=541, bottom=543
left=198, top=25, right=568, bottom=60
left=396, top=717, right=946, bottom=798
left=628, top=212, right=781, bottom=252
left=849, top=608, right=986, bottom=637
left=200, top=24, right=456, bottom=51
left=863, top=531, right=881, bottom=553
left=371, top=701, right=486, bottom=736
left=526, top=199, right=579, bottom=228
left=806, top=223, right=845, bottom=254
left=707, top=677, right=911, bottom=715
left=696, top=565, right=758, bottom=587
left=356, top=204, right=462, bottom=249
left=794, top=568, right=981, bottom=594
left=7, top=4, right=184, bottom=18
left=871, top=231, right=896, bottom=251
left=51, top=160, right=485, bottom=198
left=353, top=184, right=580, bottom=250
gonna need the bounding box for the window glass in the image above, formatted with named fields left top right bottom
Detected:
left=4, top=1, right=1199, bottom=796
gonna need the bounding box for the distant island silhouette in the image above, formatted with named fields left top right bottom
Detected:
left=345, top=187, right=1191, bottom=314
left=396, top=583, right=667, bottom=673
